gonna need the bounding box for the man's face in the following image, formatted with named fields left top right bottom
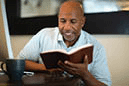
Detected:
left=58, top=8, right=85, bottom=42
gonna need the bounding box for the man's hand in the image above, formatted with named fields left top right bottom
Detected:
left=58, top=55, right=107, bottom=86
left=58, top=55, right=89, bottom=78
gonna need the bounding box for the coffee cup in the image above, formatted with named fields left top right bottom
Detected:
left=1, top=59, right=25, bottom=81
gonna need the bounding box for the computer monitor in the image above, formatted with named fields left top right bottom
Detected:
left=0, top=0, right=14, bottom=62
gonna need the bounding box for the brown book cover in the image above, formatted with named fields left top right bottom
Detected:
left=40, top=44, right=93, bottom=69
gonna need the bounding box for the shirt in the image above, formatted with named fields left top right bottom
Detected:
left=18, top=27, right=112, bottom=86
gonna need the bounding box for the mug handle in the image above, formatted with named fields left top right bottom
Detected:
left=1, top=62, right=8, bottom=75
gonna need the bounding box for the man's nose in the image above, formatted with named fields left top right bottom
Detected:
left=64, top=22, right=71, bottom=30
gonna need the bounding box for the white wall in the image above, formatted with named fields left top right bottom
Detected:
left=94, top=35, right=129, bottom=86
left=10, top=35, right=129, bottom=86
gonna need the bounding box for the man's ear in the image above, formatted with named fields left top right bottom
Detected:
left=81, top=16, right=86, bottom=28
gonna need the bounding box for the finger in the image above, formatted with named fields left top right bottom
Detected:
left=58, top=61, right=82, bottom=76
left=64, top=61, right=78, bottom=68
left=58, top=60, right=70, bottom=70
left=84, top=55, right=88, bottom=64
left=58, top=60, right=77, bottom=72
left=58, top=60, right=66, bottom=69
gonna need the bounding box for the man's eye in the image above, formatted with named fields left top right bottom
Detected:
left=60, top=19, right=66, bottom=23
left=71, top=20, right=77, bottom=24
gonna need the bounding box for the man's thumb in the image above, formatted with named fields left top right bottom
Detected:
left=84, top=55, right=88, bottom=64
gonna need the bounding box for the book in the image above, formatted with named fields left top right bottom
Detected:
left=40, top=44, right=93, bottom=69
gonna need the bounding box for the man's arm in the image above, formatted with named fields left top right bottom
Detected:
left=25, top=60, right=46, bottom=71
left=82, top=70, right=107, bottom=86
left=58, top=56, right=107, bottom=86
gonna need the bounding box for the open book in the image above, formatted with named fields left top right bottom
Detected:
left=40, top=44, right=93, bottom=69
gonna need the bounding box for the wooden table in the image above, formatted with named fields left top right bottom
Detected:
left=0, top=72, right=80, bottom=86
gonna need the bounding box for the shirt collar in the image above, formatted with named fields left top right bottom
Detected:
left=58, top=31, right=63, bottom=42
left=72, top=30, right=84, bottom=47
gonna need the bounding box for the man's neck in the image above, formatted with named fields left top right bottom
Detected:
left=65, top=41, right=75, bottom=48
left=64, top=36, right=80, bottom=48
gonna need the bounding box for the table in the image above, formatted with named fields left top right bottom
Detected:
left=0, top=72, right=80, bottom=86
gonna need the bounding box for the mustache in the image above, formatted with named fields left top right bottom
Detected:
left=61, top=30, right=75, bottom=33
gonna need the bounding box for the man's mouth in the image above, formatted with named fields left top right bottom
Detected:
left=64, top=32, right=72, bottom=36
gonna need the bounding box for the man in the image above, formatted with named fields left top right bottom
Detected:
left=18, top=1, right=111, bottom=86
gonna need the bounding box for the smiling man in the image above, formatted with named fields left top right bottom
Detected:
left=58, top=1, right=85, bottom=47
left=18, top=1, right=111, bottom=86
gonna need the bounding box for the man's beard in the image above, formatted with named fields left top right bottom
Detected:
left=61, top=30, right=77, bottom=42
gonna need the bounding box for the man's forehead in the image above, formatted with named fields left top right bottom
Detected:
left=59, top=9, right=83, bottom=19
left=59, top=12, right=80, bottom=18
left=59, top=10, right=77, bottom=15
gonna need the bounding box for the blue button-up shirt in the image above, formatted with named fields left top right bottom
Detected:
left=18, top=27, right=112, bottom=86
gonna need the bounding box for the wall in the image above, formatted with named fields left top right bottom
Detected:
left=94, top=35, right=129, bottom=86
left=10, top=35, right=129, bottom=86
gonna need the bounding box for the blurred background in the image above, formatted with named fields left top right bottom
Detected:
left=21, top=0, right=129, bottom=18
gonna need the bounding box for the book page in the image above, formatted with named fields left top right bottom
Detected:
left=42, top=49, right=67, bottom=54
left=68, top=44, right=93, bottom=54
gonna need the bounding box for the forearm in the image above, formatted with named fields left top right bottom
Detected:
left=25, top=60, right=46, bottom=71
left=81, top=71, right=107, bottom=86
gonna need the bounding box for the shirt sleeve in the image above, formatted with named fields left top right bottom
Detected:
left=89, top=45, right=112, bottom=86
left=17, top=32, right=43, bottom=64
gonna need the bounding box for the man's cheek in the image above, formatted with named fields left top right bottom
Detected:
left=59, top=25, right=64, bottom=30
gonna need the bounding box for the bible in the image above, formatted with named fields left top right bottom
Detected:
left=40, top=44, right=93, bottom=69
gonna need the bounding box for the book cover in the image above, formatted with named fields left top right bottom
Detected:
left=40, top=44, right=93, bottom=69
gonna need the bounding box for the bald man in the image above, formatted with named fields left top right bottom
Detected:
left=18, top=1, right=111, bottom=86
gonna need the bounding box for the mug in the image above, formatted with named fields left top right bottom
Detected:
left=1, top=59, right=25, bottom=81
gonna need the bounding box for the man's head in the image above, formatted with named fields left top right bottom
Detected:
left=58, top=1, right=85, bottom=44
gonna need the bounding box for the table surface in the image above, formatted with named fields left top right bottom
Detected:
left=0, top=72, right=80, bottom=86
